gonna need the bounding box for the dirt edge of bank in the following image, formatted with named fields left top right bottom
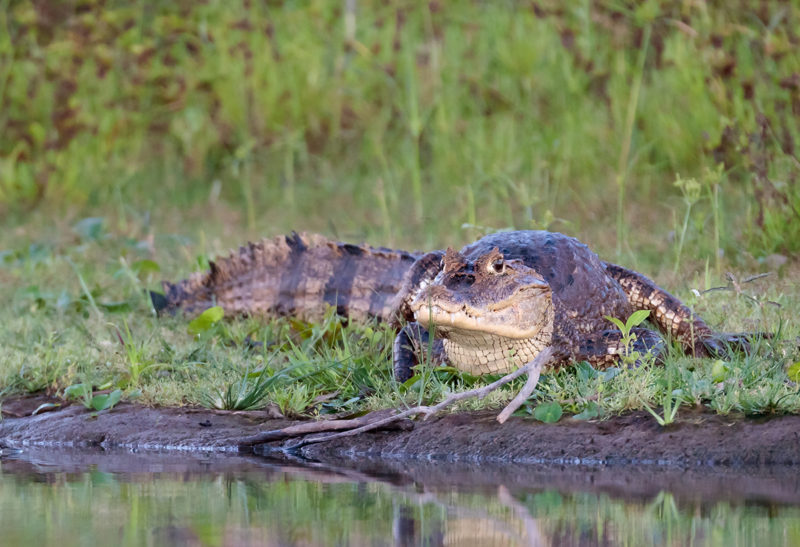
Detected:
left=2, top=395, right=800, bottom=468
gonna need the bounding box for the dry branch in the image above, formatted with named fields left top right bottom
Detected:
left=238, top=347, right=554, bottom=452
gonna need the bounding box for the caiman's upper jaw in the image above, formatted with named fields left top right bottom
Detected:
left=410, top=284, right=551, bottom=339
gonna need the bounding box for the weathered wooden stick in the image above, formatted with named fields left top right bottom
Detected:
left=496, top=351, right=547, bottom=424
left=237, top=409, right=398, bottom=447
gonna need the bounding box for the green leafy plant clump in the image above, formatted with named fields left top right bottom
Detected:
left=64, top=383, right=123, bottom=413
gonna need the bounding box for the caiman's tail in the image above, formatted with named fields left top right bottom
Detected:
left=154, top=232, right=420, bottom=323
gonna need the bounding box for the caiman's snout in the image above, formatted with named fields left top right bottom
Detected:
left=408, top=251, right=554, bottom=339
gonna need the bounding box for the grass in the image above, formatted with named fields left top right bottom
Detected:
left=0, top=214, right=796, bottom=423
left=0, top=1, right=799, bottom=423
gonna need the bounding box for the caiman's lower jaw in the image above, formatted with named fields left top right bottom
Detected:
left=411, top=302, right=544, bottom=339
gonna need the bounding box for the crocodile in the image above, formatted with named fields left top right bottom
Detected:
left=155, top=230, right=745, bottom=382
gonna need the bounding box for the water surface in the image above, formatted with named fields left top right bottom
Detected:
left=2, top=447, right=799, bottom=546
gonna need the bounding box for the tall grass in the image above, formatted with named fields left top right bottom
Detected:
left=1, top=1, right=797, bottom=258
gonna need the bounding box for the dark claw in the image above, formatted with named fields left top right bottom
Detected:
left=392, top=323, right=430, bottom=382
left=149, top=290, right=169, bottom=314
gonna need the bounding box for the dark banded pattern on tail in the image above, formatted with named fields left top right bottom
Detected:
left=603, top=262, right=714, bottom=355
left=159, top=232, right=419, bottom=323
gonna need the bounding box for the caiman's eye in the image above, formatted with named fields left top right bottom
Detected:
left=489, top=259, right=506, bottom=274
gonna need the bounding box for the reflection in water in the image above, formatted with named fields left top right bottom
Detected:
left=1, top=448, right=800, bottom=546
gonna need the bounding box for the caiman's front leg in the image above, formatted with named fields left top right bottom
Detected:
left=390, top=250, right=447, bottom=382
left=392, top=322, right=447, bottom=382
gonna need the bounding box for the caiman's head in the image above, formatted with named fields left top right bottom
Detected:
left=409, top=247, right=554, bottom=340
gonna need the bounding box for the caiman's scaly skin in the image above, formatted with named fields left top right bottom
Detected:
left=157, top=230, right=736, bottom=382
left=158, top=232, right=419, bottom=323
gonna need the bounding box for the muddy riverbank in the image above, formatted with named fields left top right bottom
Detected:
left=2, top=394, right=800, bottom=469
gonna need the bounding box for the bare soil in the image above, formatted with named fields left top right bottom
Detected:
left=3, top=394, right=800, bottom=470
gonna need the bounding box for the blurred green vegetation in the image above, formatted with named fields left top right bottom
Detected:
left=1, top=0, right=798, bottom=260
left=4, top=461, right=800, bottom=547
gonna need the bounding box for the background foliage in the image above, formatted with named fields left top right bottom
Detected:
left=2, top=0, right=798, bottom=259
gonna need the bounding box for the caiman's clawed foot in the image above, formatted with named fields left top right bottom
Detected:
left=392, top=322, right=446, bottom=382
left=149, top=290, right=169, bottom=315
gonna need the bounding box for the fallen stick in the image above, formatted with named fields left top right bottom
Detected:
left=240, top=347, right=554, bottom=452
left=237, top=409, right=399, bottom=447
left=496, top=355, right=544, bottom=424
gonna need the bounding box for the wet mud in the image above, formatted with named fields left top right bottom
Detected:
left=2, top=394, right=800, bottom=473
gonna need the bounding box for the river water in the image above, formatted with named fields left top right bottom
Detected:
left=1, top=447, right=799, bottom=546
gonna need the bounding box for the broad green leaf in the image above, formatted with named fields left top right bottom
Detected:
left=787, top=362, right=800, bottom=383
left=573, top=402, right=600, bottom=420
left=532, top=401, right=563, bottom=423
left=575, top=361, right=599, bottom=382
left=64, top=383, right=90, bottom=399
left=106, top=389, right=123, bottom=408
left=711, top=359, right=730, bottom=383
left=605, top=316, right=626, bottom=333
left=132, top=259, right=161, bottom=276
left=91, top=389, right=122, bottom=411
left=625, top=309, right=651, bottom=330
left=400, top=374, right=421, bottom=391
left=188, top=306, right=224, bottom=335
left=434, top=366, right=463, bottom=374
left=600, top=367, right=621, bottom=382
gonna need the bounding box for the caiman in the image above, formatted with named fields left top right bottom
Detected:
left=155, top=231, right=746, bottom=382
